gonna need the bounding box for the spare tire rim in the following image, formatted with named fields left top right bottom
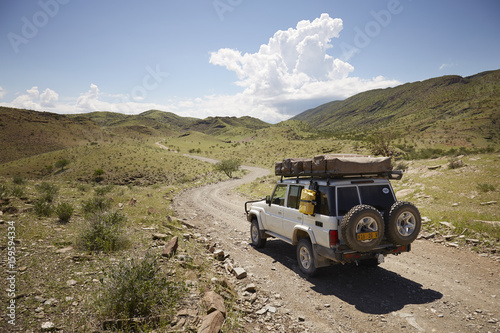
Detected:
left=299, top=246, right=312, bottom=270
left=356, top=217, right=378, bottom=242
left=396, top=212, right=416, bottom=236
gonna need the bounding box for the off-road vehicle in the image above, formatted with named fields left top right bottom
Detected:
left=245, top=155, right=421, bottom=276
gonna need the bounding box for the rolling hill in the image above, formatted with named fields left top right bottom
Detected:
left=0, top=107, right=271, bottom=164
left=0, top=107, right=108, bottom=164
left=292, top=69, right=500, bottom=148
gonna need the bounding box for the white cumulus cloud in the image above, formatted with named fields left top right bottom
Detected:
left=0, top=86, right=6, bottom=99
left=8, top=86, right=60, bottom=110
left=209, top=13, right=399, bottom=119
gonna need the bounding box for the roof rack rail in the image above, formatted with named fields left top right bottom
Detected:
left=278, top=170, right=403, bottom=180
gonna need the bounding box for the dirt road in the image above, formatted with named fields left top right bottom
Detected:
left=173, top=162, right=500, bottom=332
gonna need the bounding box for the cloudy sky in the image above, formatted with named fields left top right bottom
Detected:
left=1, top=0, right=499, bottom=123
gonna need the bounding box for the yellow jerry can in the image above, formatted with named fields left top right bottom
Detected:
left=299, top=189, right=316, bottom=215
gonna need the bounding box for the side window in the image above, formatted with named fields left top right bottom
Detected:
left=271, top=184, right=287, bottom=206
left=337, top=186, right=360, bottom=216
left=316, top=186, right=335, bottom=216
left=287, top=185, right=303, bottom=209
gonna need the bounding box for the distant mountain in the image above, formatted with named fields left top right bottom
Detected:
left=292, top=69, right=500, bottom=146
left=187, top=116, right=270, bottom=136
left=0, top=107, right=107, bottom=164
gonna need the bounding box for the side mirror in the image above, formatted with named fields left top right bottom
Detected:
left=265, top=195, right=271, bottom=205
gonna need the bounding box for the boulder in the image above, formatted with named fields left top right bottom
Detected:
left=198, top=310, right=224, bottom=333
left=202, top=291, right=226, bottom=316
left=162, top=236, right=179, bottom=257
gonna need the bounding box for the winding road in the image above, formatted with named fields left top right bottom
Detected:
left=173, top=159, right=500, bottom=332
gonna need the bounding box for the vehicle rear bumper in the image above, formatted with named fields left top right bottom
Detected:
left=314, top=243, right=411, bottom=264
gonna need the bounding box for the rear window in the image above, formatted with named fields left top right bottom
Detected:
left=337, top=186, right=360, bottom=216
left=359, top=185, right=395, bottom=213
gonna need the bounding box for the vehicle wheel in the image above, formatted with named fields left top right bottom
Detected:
left=296, top=238, right=318, bottom=277
left=341, top=205, right=384, bottom=252
left=250, top=219, right=266, bottom=248
left=385, top=201, right=421, bottom=245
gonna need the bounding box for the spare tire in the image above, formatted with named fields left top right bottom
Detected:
left=341, top=205, right=384, bottom=252
left=385, top=201, right=421, bottom=246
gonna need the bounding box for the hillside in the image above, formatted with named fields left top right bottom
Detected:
left=0, top=107, right=272, bottom=164
left=186, top=116, right=270, bottom=137
left=292, top=69, right=500, bottom=148
left=0, top=107, right=107, bottom=164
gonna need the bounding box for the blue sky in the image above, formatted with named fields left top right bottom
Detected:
left=1, top=0, right=499, bottom=123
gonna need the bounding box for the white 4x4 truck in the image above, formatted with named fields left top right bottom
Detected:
left=245, top=155, right=421, bottom=276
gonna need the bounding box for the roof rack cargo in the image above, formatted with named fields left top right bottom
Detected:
left=275, top=154, right=401, bottom=180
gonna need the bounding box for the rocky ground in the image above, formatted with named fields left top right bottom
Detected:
left=173, top=163, right=500, bottom=333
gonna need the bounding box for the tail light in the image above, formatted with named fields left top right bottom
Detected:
left=329, top=230, right=339, bottom=247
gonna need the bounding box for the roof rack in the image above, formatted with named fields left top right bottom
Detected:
left=278, top=170, right=403, bottom=181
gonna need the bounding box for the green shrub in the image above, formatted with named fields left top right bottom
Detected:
left=11, top=185, right=25, bottom=198
left=99, top=253, right=185, bottom=322
left=94, top=185, right=114, bottom=197
left=477, top=183, right=496, bottom=193
left=78, top=211, right=127, bottom=252
left=394, top=161, right=409, bottom=171
left=55, top=158, right=70, bottom=171
left=34, top=199, right=53, bottom=217
left=214, top=159, right=241, bottom=178
left=93, top=168, right=105, bottom=182
left=37, top=182, right=59, bottom=203
left=13, top=175, right=25, bottom=185
left=81, top=196, right=113, bottom=215
left=55, top=202, right=74, bottom=223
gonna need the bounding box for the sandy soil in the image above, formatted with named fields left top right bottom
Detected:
left=174, top=162, right=500, bottom=332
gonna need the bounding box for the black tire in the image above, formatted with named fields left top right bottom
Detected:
left=296, top=238, right=318, bottom=277
left=385, top=201, right=421, bottom=246
left=341, top=205, right=384, bottom=252
left=250, top=219, right=266, bottom=248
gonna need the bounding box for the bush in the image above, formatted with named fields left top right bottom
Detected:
left=34, top=199, right=53, bottom=217
left=94, top=185, right=114, bottom=197
left=93, top=168, right=105, bottom=183
left=55, top=202, right=74, bottom=223
left=214, top=159, right=241, bottom=178
left=13, top=175, right=25, bottom=185
left=81, top=196, right=113, bottom=215
left=11, top=185, right=25, bottom=198
left=477, top=183, right=496, bottom=193
left=55, top=158, right=70, bottom=171
left=37, top=182, right=59, bottom=203
left=99, top=253, right=185, bottom=322
left=78, top=210, right=127, bottom=252
left=394, top=161, right=409, bottom=171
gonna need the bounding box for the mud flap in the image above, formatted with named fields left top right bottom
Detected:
left=313, top=245, right=332, bottom=268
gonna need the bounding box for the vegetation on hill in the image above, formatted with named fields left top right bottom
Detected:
left=0, top=107, right=107, bottom=164
left=292, top=69, right=500, bottom=150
